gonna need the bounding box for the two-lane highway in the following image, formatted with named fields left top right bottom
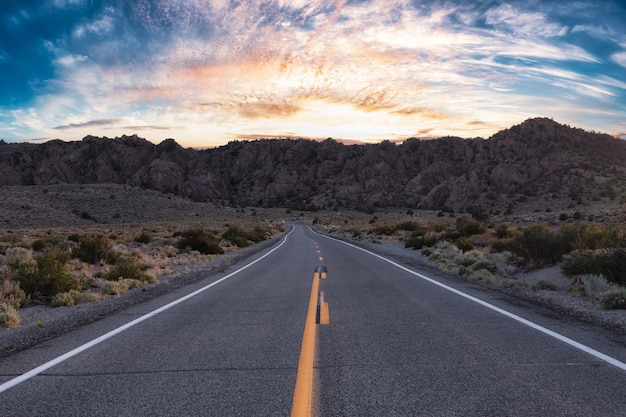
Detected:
left=1, top=224, right=625, bottom=416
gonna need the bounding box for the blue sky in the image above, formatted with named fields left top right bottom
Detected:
left=1, top=0, right=625, bottom=147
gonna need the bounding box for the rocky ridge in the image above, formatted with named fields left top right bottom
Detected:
left=2, top=118, right=625, bottom=213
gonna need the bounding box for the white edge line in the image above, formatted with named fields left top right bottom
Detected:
left=0, top=227, right=295, bottom=394
left=311, top=228, right=626, bottom=372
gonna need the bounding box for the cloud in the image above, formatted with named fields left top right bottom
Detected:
left=53, top=119, right=123, bottom=130
left=73, top=11, right=115, bottom=38
left=123, top=125, right=182, bottom=131
left=390, top=106, right=450, bottom=120
left=484, top=4, right=568, bottom=37
left=2, top=0, right=625, bottom=146
left=237, top=102, right=302, bottom=119
left=613, top=51, right=626, bottom=68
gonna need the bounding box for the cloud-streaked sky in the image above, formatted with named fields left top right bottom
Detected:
left=1, top=0, right=625, bottom=147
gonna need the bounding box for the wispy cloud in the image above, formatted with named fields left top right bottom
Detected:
left=53, top=119, right=123, bottom=130
left=123, top=125, right=182, bottom=131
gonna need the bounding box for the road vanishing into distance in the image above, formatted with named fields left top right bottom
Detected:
left=1, top=224, right=626, bottom=416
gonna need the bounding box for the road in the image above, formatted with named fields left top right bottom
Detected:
left=1, top=224, right=625, bottom=416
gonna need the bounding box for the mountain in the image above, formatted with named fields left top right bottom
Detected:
left=1, top=118, right=625, bottom=213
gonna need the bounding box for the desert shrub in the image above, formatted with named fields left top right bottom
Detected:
left=473, top=269, right=493, bottom=283
left=421, top=247, right=433, bottom=256
left=247, top=226, right=270, bottom=242
left=31, top=235, right=65, bottom=252
left=51, top=289, right=84, bottom=307
left=472, top=259, right=497, bottom=273
left=395, top=221, right=422, bottom=232
left=10, top=248, right=77, bottom=297
left=495, top=224, right=511, bottom=239
left=0, top=301, right=20, bottom=328
left=600, top=288, right=626, bottom=309
left=369, top=225, right=395, bottom=236
left=31, top=239, right=46, bottom=252
left=458, top=265, right=470, bottom=276
left=75, top=234, right=115, bottom=264
left=83, top=291, right=106, bottom=302
left=456, top=217, right=485, bottom=237
left=533, top=280, right=557, bottom=291
left=571, top=274, right=612, bottom=299
left=104, top=254, right=151, bottom=282
left=176, top=229, right=223, bottom=254
left=456, top=250, right=482, bottom=267
left=560, top=222, right=625, bottom=251
left=351, top=229, right=362, bottom=239
left=404, top=231, right=439, bottom=250
left=501, top=224, right=566, bottom=266
left=222, top=225, right=268, bottom=248
left=0, top=279, right=28, bottom=309
left=490, top=237, right=512, bottom=253
left=134, top=231, right=151, bottom=244
left=98, top=279, right=132, bottom=296
left=5, top=247, right=32, bottom=264
left=562, top=249, right=626, bottom=286
left=454, top=237, right=474, bottom=252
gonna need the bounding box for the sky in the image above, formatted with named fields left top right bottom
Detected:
left=1, top=0, right=625, bottom=148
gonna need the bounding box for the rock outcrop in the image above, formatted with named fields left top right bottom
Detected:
left=1, top=118, right=625, bottom=212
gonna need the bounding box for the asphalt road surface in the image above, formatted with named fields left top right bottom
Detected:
left=1, top=224, right=625, bottom=416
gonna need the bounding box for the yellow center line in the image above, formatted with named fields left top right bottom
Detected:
left=291, top=273, right=320, bottom=417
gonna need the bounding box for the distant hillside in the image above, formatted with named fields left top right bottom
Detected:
left=2, top=118, right=625, bottom=214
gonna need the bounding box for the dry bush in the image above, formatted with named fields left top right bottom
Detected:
left=51, top=290, right=84, bottom=307
left=0, top=301, right=20, bottom=328
left=104, top=254, right=151, bottom=282
left=83, top=290, right=107, bottom=302
left=0, top=279, right=28, bottom=309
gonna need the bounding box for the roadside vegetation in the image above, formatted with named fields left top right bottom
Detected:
left=0, top=223, right=280, bottom=328
left=320, top=208, right=626, bottom=312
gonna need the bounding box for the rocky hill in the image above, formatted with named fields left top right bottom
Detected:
left=1, top=118, right=625, bottom=214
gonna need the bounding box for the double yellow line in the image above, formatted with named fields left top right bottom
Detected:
left=291, top=270, right=329, bottom=417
